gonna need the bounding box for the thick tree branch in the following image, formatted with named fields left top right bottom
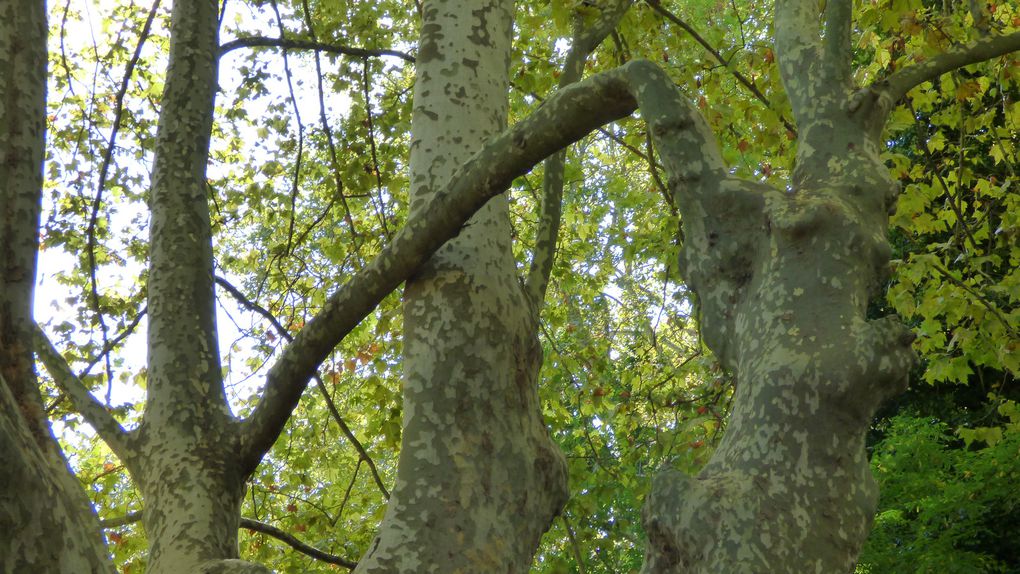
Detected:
left=852, top=30, right=1020, bottom=125
left=525, top=0, right=633, bottom=311
left=32, top=324, right=135, bottom=464
left=823, top=0, right=852, bottom=85
left=99, top=511, right=357, bottom=569
left=219, top=36, right=415, bottom=63
left=238, top=62, right=649, bottom=473
left=774, top=0, right=852, bottom=124
left=144, top=0, right=226, bottom=420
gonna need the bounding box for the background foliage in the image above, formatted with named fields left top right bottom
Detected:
left=37, top=0, right=1018, bottom=572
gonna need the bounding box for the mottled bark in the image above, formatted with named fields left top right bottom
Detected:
left=639, top=1, right=917, bottom=570
left=525, top=0, right=634, bottom=308
left=352, top=0, right=569, bottom=571
left=0, top=1, right=116, bottom=571
left=8, top=0, right=1014, bottom=570
left=130, top=1, right=264, bottom=572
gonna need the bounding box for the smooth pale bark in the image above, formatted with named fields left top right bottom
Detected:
left=352, top=0, right=569, bottom=571
left=0, top=1, right=116, bottom=571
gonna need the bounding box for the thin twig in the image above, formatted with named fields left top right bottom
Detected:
left=84, top=0, right=160, bottom=405
left=219, top=36, right=414, bottom=63
left=98, top=510, right=357, bottom=569
left=362, top=61, right=391, bottom=238
left=644, top=0, right=797, bottom=135
left=215, top=276, right=390, bottom=499
left=299, top=0, right=362, bottom=254
left=267, top=1, right=306, bottom=258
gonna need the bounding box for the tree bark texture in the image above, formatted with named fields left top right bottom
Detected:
left=353, top=0, right=569, bottom=571
left=131, top=1, right=270, bottom=572
left=638, top=1, right=916, bottom=571
left=0, top=1, right=116, bottom=571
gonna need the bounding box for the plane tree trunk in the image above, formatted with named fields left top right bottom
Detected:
left=0, top=2, right=116, bottom=571
left=352, top=0, right=570, bottom=571
left=4, top=0, right=1019, bottom=571
left=638, top=1, right=1020, bottom=571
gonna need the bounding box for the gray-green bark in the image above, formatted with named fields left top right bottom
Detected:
left=352, top=0, right=569, bottom=571
left=638, top=0, right=950, bottom=570
left=8, top=0, right=1019, bottom=570
left=25, top=1, right=270, bottom=572
left=135, top=1, right=247, bottom=571
left=0, top=1, right=116, bottom=571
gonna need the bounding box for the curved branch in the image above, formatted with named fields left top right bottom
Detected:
left=32, top=324, right=135, bottom=465
left=98, top=510, right=357, bottom=569
left=525, top=0, right=634, bottom=311
left=852, top=30, right=1020, bottom=124
left=240, top=517, right=357, bottom=569
left=238, top=62, right=648, bottom=474
left=218, top=36, right=415, bottom=63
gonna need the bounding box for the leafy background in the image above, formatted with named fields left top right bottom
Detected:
left=35, top=0, right=1019, bottom=572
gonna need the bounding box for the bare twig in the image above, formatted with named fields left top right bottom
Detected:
left=362, top=61, right=391, bottom=238
left=215, top=276, right=390, bottom=499
left=85, top=0, right=161, bottom=405
left=98, top=510, right=357, bottom=569
left=219, top=36, right=414, bottom=63
left=267, top=1, right=306, bottom=258
left=645, top=0, right=797, bottom=135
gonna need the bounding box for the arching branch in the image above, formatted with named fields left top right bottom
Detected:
left=238, top=62, right=647, bottom=474
left=851, top=30, right=1020, bottom=125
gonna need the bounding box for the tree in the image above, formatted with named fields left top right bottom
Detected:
left=1, top=0, right=1018, bottom=572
